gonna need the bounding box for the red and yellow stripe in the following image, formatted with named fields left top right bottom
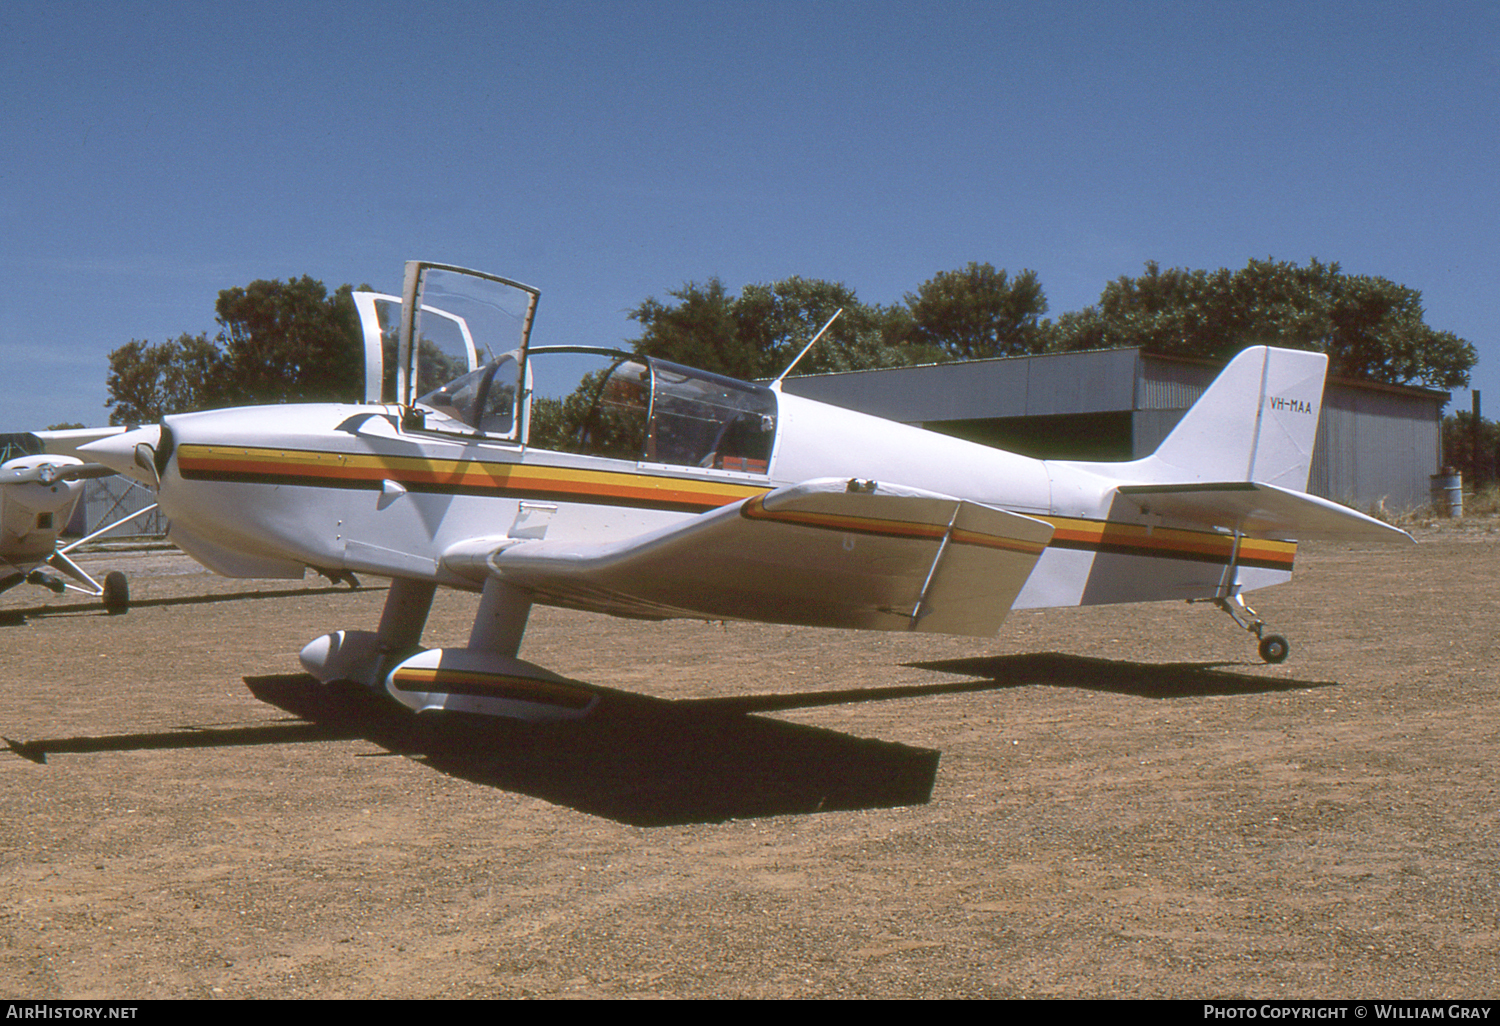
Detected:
left=1041, top=516, right=1296, bottom=571
left=390, top=667, right=596, bottom=709
left=739, top=495, right=1050, bottom=556
left=177, top=444, right=1295, bottom=569
left=176, top=443, right=763, bottom=513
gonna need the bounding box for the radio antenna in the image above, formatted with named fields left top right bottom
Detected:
left=772, top=308, right=843, bottom=388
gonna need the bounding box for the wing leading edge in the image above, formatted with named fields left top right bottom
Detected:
left=443, top=478, right=1055, bottom=637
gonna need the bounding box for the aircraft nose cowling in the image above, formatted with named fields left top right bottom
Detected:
left=78, top=425, right=162, bottom=484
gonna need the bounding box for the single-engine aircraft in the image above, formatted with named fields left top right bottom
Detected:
left=59, top=262, right=1411, bottom=721
left=2, top=437, right=158, bottom=613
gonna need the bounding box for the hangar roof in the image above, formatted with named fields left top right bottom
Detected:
left=779, top=347, right=1449, bottom=424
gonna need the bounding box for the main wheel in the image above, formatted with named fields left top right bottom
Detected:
left=1258, top=634, right=1289, bottom=664
left=103, top=571, right=129, bottom=614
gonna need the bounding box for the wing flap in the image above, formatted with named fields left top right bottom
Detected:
left=1116, top=481, right=1413, bottom=543
left=457, top=478, right=1054, bottom=636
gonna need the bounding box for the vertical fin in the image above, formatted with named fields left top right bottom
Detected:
left=1148, top=346, right=1326, bottom=491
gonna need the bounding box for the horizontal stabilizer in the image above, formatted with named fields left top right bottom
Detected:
left=449, top=478, right=1056, bottom=637
left=1116, top=482, right=1413, bottom=543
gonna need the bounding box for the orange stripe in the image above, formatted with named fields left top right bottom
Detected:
left=741, top=496, right=1049, bottom=555
left=177, top=444, right=762, bottom=509
left=1042, top=516, right=1296, bottom=568
left=391, top=667, right=595, bottom=708
left=178, top=445, right=1294, bottom=567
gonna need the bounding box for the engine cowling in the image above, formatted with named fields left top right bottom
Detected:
left=2, top=456, right=86, bottom=561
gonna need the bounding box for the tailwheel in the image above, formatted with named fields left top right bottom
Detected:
left=1258, top=634, right=1290, bottom=664
left=1210, top=592, right=1291, bottom=664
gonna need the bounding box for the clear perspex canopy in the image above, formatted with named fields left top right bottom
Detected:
left=352, top=265, right=776, bottom=472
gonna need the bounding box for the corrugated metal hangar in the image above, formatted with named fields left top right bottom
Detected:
left=782, top=348, right=1449, bottom=511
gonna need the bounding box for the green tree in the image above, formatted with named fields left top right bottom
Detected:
left=1320, top=272, right=1475, bottom=389
left=905, top=263, right=1048, bottom=359
left=105, top=276, right=368, bottom=423
left=734, top=277, right=925, bottom=377
left=1442, top=411, right=1499, bottom=488
left=214, top=277, right=364, bottom=405
left=105, top=333, right=226, bottom=425
left=1042, top=258, right=1476, bottom=389
left=628, top=278, right=754, bottom=378
left=628, top=276, right=931, bottom=380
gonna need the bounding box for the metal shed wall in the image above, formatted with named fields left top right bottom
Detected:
left=782, top=349, right=1446, bottom=510
left=1133, top=356, right=1445, bottom=509
left=1313, top=385, right=1443, bottom=510
left=781, top=349, right=1138, bottom=422
left=82, top=475, right=166, bottom=537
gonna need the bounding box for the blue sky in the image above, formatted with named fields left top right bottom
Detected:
left=2, top=0, right=1496, bottom=432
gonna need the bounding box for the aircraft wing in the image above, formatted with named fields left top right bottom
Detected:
left=30, top=426, right=131, bottom=460
left=1115, top=481, right=1414, bottom=543
left=442, top=478, right=1055, bottom=637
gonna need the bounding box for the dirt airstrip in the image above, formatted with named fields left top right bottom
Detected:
left=2, top=525, right=1498, bottom=999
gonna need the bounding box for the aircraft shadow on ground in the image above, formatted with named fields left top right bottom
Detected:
left=5, top=674, right=943, bottom=828
left=906, top=651, right=1335, bottom=698
left=252, top=675, right=944, bottom=827
left=4, top=653, right=1329, bottom=826
left=0, top=584, right=376, bottom=624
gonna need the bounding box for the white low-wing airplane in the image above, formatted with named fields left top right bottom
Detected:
left=2, top=441, right=158, bottom=613
left=62, top=262, right=1411, bottom=720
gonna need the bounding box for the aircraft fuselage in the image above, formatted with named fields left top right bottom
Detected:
left=145, top=388, right=1292, bottom=617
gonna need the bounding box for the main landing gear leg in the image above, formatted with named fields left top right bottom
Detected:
left=1213, top=591, right=1290, bottom=664
left=299, top=577, right=438, bottom=689
left=377, top=577, right=438, bottom=661
left=468, top=577, right=532, bottom=657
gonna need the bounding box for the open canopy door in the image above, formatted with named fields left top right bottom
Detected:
left=352, top=264, right=539, bottom=408
left=353, top=290, right=482, bottom=404
left=393, top=263, right=540, bottom=412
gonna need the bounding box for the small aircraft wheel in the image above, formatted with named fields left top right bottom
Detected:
left=1258, top=634, right=1289, bottom=664
left=103, top=571, right=129, bottom=614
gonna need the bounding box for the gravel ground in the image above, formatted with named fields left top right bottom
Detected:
left=1, top=524, right=1497, bottom=999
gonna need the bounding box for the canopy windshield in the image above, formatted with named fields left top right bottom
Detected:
left=524, top=347, right=777, bottom=472
left=353, top=291, right=477, bottom=404
left=359, top=266, right=775, bottom=471
left=397, top=263, right=539, bottom=427
left=644, top=358, right=777, bottom=472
